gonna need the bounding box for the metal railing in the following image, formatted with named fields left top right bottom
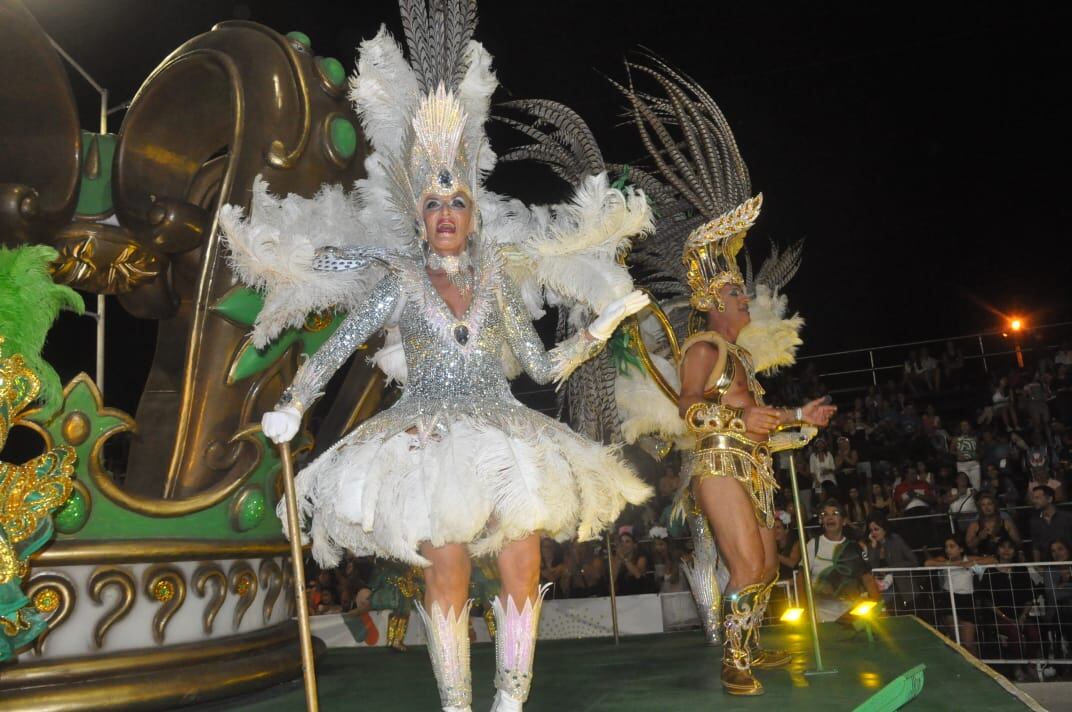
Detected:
left=795, top=320, right=1072, bottom=396
left=872, top=561, right=1072, bottom=674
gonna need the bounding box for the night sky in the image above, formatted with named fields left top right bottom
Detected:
left=23, top=0, right=1072, bottom=411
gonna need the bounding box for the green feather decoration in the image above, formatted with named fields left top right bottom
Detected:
left=0, top=246, right=84, bottom=415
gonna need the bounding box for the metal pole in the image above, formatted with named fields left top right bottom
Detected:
left=947, top=569, right=960, bottom=646
left=979, top=336, right=989, bottom=374
left=94, top=89, right=108, bottom=396
left=868, top=350, right=877, bottom=386
left=278, top=443, right=320, bottom=711
left=606, top=531, right=620, bottom=645
left=787, top=455, right=834, bottom=674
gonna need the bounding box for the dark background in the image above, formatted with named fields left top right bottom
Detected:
left=23, top=0, right=1072, bottom=412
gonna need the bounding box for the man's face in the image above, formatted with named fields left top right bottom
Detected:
left=821, top=506, right=844, bottom=538
left=712, top=282, right=750, bottom=331
left=960, top=421, right=971, bottom=435
left=1031, top=488, right=1050, bottom=510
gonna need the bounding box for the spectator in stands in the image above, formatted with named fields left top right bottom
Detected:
left=951, top=421, right=981, bottom=490
left=610, top=527, right=650, bottom=595
left=649, top=528, right=688, bottom=594
left=920, top=347, right=940, bottom=391
left=965, top=493, right=1022, bottom=555
left=773, top=511, right=801, bottom=582
left=990, top=377, right=1019, bottom=432
left=559, top=541, right=608, bottom=598
left=893, top=465, right=937, bottom=518
left=1026, top=467, right=1065, bottom=504
left=845, top=486, right=868, bottom=529
left=982, top=462, right=1019, bottom=507
left=866, top=511, right=920, bottom=613
left=946, top=471, right=978, bottom=531
left=835, top=436, right=860, bottom=494
left=803, top=501, right=879, bottom=622
left=1023, top=371, right=1053, bottom=439
left=942, top=340, right=965, bottom=390
left=1043, top=540, right=1072, bottom=662
left=981, top=536, right=1042, bottom=680
left=925, top=533, right=995, bottom=657
left=869, top=481, right=893, bottom=517
left=1030, top=486, right=1072, bottom=561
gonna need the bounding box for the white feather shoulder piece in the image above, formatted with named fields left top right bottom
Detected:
left=219, top=176, right=397, bottom=348
left=737, top=284, right=803, bottom=373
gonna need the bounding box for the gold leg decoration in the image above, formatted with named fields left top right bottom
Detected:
left=749, top=576, right=792, bottom=669
left=682, top=505, right=723, bottom=645
left=483, top=606, right=497, bottom=639
left=386, top=612, right=409, bottom=651
left=721, top=582, right=765, bottom=696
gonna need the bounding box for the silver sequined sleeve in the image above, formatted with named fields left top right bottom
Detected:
left=277, top=273, right=402, bottom=412
left=498, top=275, right=604, bottom=386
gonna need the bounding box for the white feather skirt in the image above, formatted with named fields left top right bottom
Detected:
left=278, top=404, right=652, bottom=568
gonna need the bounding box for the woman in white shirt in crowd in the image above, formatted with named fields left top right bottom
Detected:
left=925, top=533, right=995, bottom=657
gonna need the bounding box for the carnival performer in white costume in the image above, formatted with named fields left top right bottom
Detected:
left=220, top=3, right=652, bottom=710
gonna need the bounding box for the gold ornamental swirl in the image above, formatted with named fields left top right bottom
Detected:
left=88, top=566, right=136, bottom=649
left=259, top=558, right=283, bottom=624
left=23, top=573, right=76, bottom=655
left=143, top=565, right=187, bottom=644
left=193, top=563, right=227, bottom=635
left=228, top=561, right=258, bottom=630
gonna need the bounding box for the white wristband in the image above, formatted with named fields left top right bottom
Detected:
left=795, top=407, right=804, bottom=421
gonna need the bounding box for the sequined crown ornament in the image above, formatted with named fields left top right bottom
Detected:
left=384, top=85, right=481, bottom=240
left=683, top=194, right=763, bottom=312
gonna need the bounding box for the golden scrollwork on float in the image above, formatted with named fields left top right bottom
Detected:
left=142, top=564, right=187, bottom=644
left=259, top=558, right=283, bottom=624
left=228, top=560, right=258, bottom=630
left=88, top=566, right=136, bottom=649
left=60, top=411, right=91, bottom=446
left=192, top=563, right=227, bottom=635
left=22, top=572, right=76, bottom=656
left=281, top=557, right=297, bottom=618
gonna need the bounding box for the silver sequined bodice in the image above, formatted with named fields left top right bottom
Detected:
left=281, top=253, right=597, bottom=437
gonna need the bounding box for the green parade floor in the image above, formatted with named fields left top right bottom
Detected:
left=200, top=617, right=1041, bottom=711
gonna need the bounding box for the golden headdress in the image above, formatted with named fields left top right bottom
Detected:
left=683, top=194, right=762, bottom=312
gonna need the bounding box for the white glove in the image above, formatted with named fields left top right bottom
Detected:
left=587, top=290, right=650, bottom=341
left=261, top=406, right=301, bottom=444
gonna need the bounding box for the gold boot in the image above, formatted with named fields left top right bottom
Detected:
left=386, top=612, right=409, bottom=651
left=721, top=582, right=765, bottom=696
left=749, top=577, right=791, bottom=669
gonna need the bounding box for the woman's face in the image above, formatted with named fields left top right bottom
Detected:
left=945, top=538, right=963, bottom=559
left=652, top=539, right=668, bottom=556
left=868, top=521, right=886, bottom=542
left=618, top=534, right=635, bottom=554
left=1051, top=541, right=1070, bottom=561
left=979, top=496, right=997, bottom=516
left=422, top=191, right=473, bottom=255
left=773, top=518, right=787, bottom=542
left=956, top=473, right=969, bottom=491
left=849, top=487, right=859, bottom=501
left=872, top=483, right=883, bottom=498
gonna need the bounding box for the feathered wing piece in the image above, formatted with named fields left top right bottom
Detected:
left=493, top=99, right=654, bottom=441
left=608, top=53, right=805, bottom=444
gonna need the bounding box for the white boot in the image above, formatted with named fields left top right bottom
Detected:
left=415, top=600, right=473, bottom=712
left=488, top=585, right=550, bottom=711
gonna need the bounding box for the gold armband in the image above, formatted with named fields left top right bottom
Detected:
left=685, top=402, right=746, bottom=436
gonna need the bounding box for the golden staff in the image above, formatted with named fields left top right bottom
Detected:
left=277, top=442, right=320, bottom=711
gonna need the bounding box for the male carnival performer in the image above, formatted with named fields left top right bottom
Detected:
left=612, top=57, right=835, bottom=695
left=221, top=3, right=653, bottom=710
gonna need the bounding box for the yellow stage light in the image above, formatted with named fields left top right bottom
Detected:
left=850, top=600, right=877, bottom=617
left=1010, top=318, right=1024, bottom=332
left=781, top=607, right=804, bottom=623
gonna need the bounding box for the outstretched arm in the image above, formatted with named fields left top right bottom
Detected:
left=263, top=273, right=401, bottom=443
left=498, top=274, right=647, bottom=385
